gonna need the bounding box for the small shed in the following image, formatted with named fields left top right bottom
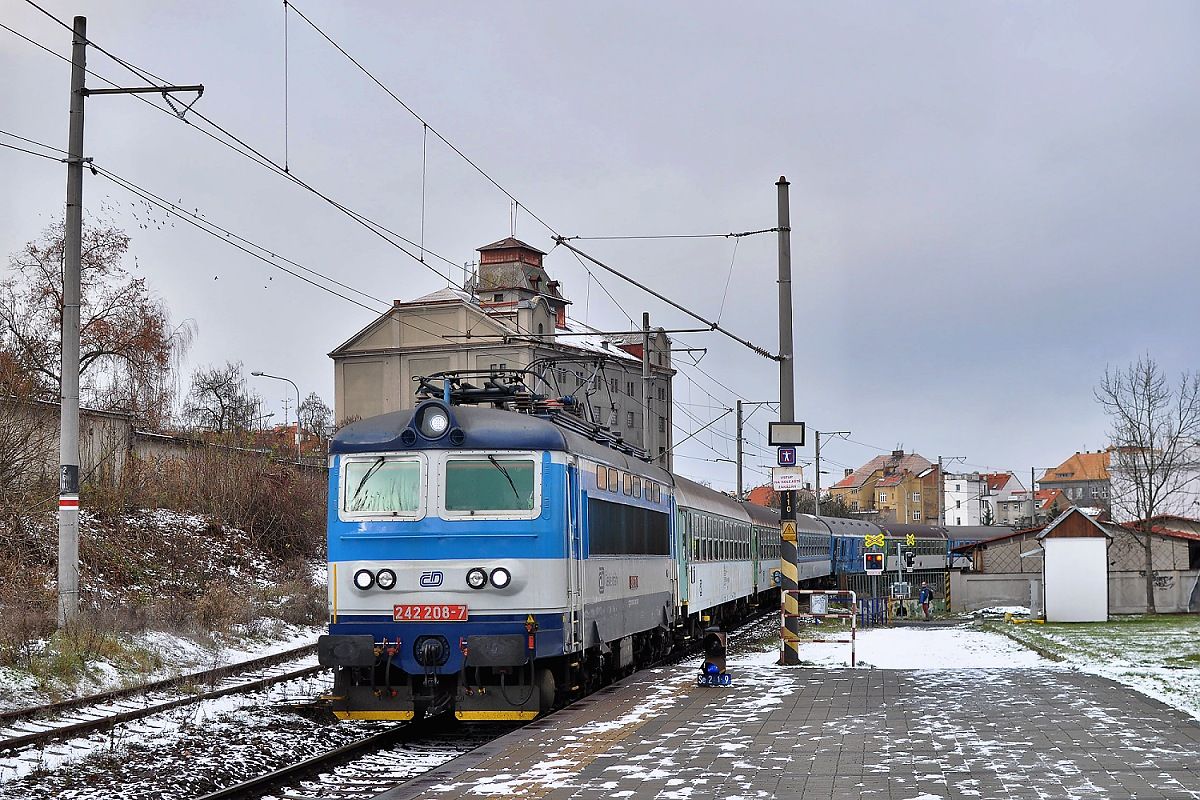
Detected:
left=1037, top=508, right=1112, bottom=622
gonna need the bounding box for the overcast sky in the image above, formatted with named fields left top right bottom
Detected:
left=3, top=1, right=1198, bottom=493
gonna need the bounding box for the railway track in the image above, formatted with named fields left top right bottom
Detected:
left=195, top=718, right=502, bottom=800
left=0, top=643, right=324, bottom=757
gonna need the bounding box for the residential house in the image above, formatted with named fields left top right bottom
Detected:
left=328, top=237, right=675, bottom=467
left=996, top=488, right=1071, bottom=528
left=943, top=471, right=1024, bottom=527
left=829, top=450, right=937, bottom=522
left=1039, top=450, right=1111, bottom=512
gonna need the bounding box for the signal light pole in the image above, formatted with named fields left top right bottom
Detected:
left=56, top=16, right=202, bottom=627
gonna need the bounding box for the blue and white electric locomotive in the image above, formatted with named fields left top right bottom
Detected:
left=319, top=393, right=678, bottom=721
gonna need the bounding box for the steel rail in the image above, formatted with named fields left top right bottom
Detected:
left=0, top=642, right=316, bottom=726
left=194, top=724, right=417, bottom=800
left=0, top=646, right=322, bottom=753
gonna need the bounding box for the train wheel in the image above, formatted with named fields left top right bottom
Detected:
left=537, top=667, right=556, bottom=714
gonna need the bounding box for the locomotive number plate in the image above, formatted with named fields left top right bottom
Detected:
left=392, top=604, right=468, bottom=622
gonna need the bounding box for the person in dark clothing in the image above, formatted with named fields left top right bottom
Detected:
left=918, top=582, right=934, bottom=620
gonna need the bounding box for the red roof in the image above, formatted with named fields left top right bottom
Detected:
left=984, top=472, right=1011, bottom=492
left=746, top=485, right=776, bottom=507
left=832, top=452, right=933, bottom=490
left=1120, top=516, right=1200, bottom=542
left=876, top=474, right=905, bottom=488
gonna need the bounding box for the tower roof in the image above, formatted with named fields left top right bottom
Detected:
left=477, top=237, right=547, bottom=256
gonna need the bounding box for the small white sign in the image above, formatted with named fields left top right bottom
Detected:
left=771, top=466, right=805, bottom=491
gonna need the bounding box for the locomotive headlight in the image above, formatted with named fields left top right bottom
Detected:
left=489, top=567, right=512, bottom=589
left=418, top=407, right=450, bottom=438
left=353, top=569, right=375, bottom=590
left=375, top=568, right=397, bottom=590
left=466, top=567, right=488, bottom=590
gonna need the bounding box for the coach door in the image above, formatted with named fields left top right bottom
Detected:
left=566, top=460, right=585, bottom=653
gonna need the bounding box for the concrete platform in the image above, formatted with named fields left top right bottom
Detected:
left=384, top=655, right=1200, bottom=799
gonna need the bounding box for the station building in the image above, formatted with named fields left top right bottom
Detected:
left=328, top=237, right=675, bottom=467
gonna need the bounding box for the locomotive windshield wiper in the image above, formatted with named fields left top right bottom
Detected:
left=487, top=455, right=519, bottom=498
left=351, top=456, right=387, bottom=504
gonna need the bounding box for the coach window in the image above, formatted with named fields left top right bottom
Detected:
left=623, top=473, right=633, bottom=496
left=608, top=467, right=618, bottom=492
left=443, top=456, right=537, bottom=515
left=343, top=456, right=422, bottom=516
left=596, top=464, right=608, bottom=491
left=632, top=476, right=641, bottom=498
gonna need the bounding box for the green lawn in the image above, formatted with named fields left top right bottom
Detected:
left=986, top=614, right=1200, bottom=719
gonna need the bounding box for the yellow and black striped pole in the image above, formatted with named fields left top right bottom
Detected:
left=780, top=489, right=801, bottom=664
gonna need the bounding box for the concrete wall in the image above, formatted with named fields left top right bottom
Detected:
left=9, top=400, right=136, bottom=486
left=1110, top=570, right=1200, bottom=614
left=950, top=571, right=1042, bottom=614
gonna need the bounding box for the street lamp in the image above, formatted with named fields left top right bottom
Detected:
left=251, top=371, right=301, bottom=461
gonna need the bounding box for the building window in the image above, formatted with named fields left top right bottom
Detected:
left=913, top=510, right=921, bottom=520
left=878, top=492, right=888, bottom=503
left=626, top=411, right=635, bottom=428
left=492, top=293, right=504, bottom=302
left=537, top=323, right=544, bottom=335
left=610, top=378, right=619, bottom=393
left=658, top=418, right=665, bottom=433
left=1091, top=487, right=1100, bottom=498
left=626, top=381, right=635, bottom=396
left=591, top=375, right=600, bottom=390
left=489, top=362, right=506, bottom=374
left=956, top=500, right=961, bottom=509
left=575, top=370, right=585, bottom=384
left=956, top=516, right=961, bottom=525
left=592, top=405, right=601, bottom=421
left=955, top=483, right=961, bottom=491
left=912, top=492, right=921, bottom=503
left=657, top=387, right=665, bottom=401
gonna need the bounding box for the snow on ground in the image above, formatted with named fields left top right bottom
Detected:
left=0, top=666, right=329, bottom=785
left=0, top=623, right=321, bottom=715
left=733, top=625, right=1051, bottom=670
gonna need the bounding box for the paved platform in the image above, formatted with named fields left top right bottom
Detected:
left=385, top=655, right=1200, bottom=799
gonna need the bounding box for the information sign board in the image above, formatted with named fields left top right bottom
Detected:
left=771, top=466, right=805, bottom=491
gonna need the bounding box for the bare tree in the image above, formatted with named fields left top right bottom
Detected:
left=0, top=220, right=192, bottom=428
left=1096, top=355, right=1200, bottom=612
left=297, top=392, right=333, bottom=443
left=184, top=362, right=260, bottom=435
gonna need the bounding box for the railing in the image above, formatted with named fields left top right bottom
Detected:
left=857, top=596, right=888, bottom=627
left=781, top=589, right=857, bottom=667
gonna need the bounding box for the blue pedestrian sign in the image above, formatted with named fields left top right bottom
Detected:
left=777, top=447, right=797, bottom=466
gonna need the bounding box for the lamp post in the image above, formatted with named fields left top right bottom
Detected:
left=252, top=371, right=301, bottom=461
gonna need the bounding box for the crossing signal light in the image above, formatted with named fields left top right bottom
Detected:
left=864, top=552, right=884, bottom=574
left=903, top=550, right=916, bottom=571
